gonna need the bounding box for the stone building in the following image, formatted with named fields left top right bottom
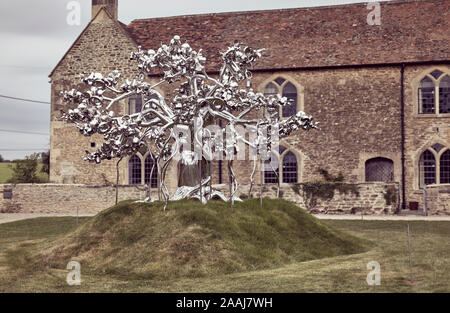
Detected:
left=48, top=0, right=450, bottom=212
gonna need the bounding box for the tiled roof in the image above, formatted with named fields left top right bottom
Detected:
left=126, top=0, right=450, bottom=72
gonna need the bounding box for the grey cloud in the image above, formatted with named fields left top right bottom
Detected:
left=0, top=0, right=91, bottom=38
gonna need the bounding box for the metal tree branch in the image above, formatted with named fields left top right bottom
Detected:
left=61, top=35, right=318, bottom=209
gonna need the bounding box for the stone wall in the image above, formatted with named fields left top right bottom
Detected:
left=49, top=9, right=141, bottom=186
left=0, top=184, right=152, bottom=214
left=0, top=182, right=402, bottom=215
left=403, top=65, right=450, bottom=209
left=216, top=182, right=400, bottom=215
left=52, top=63, right=406, bottom=189
left=49, top=1, right=450, bottom=214
left=425, top=184, right=450, bottom=216
left=245, top=67, right=403, bottom=185
left=50, top=8, right=404, bottom=191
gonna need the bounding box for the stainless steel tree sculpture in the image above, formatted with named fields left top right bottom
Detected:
left=61, top=36, right=318, bottom=210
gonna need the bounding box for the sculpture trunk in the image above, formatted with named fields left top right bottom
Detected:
left=115, top=157, right=123, bottom=205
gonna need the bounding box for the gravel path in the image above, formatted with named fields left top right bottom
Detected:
left=314, top=214, right=450, bottom=221
left=0, top=213, right=96, bottom=225
left=1, top=213, right=450, bottom=225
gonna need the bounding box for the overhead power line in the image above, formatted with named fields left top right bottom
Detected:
left=0, top=94, right=50, bottom=105
left=0, top=129, right=49, bottom=136
left=0, top=148, right=48, bottom=152
left=0, top=64, right=51, bottom=70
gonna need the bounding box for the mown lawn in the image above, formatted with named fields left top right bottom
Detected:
left=0, top=163, right=13, bottom=183
left=0, top=162, right=48, bottom=184
left=0, top=216, right=449, bottom=292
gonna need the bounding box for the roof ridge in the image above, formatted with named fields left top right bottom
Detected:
left=127, top=0, right=427, bottom=24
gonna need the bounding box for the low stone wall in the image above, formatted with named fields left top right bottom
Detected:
left=425, top=184, right=450, bottom=216
left=215, top=182, right=400, bottom=215
left=0, top=182, right=400, bottom=215
left=0, top=184, right=155, bottom=214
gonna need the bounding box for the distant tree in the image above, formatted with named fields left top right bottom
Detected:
left=0, top=154, right=4, bottom=163
left=7, top=153, right=42, bottom=184
left=41, top=151, right=50, bottom=175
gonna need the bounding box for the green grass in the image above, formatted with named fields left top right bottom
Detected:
left=0, top=163, right=13, bottom=183
left=0, top=201, right=449, bottom=292
left=34, top=199, right=368, bottom=281
left=0, top=162, right=48, bottom=184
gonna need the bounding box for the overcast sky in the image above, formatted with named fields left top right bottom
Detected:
left=0, top=0, right=386, bottom=160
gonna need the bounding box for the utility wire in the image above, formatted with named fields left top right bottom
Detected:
left=0, top=94, right=50, bottom=105
left=0, top=149, right=48, bottom=151
left=0, top=64, right=51, bottom=70
left=0, top=129, right=49, bottom=136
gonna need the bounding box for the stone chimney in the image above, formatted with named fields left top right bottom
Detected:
left=92, top=0, right=118, bottom=20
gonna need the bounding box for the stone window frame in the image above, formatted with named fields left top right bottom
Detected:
left=128, top=154, right=142, bottom=185
left=440, top=149, right=450, bottom=184
left=413, top=67, right=450, bottom=118
left=263, top=151, right=279, bottom=184
left=127, top=151, right=158, bottom=186
left=128, top=94, right=143, bottom=115
left=125, top=85, right=164, bottom=115
left=282, top=151, right=299, bottom=183
left=258, top=74, right=304, bottom=119
left=125, top=84, right=164, bottom=186
left=263, top=145, right=302, bottom=184
left=415, top=145, right=450, bottom=188
left=357, top=152, right=401, bottom=184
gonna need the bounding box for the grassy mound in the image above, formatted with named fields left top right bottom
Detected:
left=39, top=199, right=368, bottom=280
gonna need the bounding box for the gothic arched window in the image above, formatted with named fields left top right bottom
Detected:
left=419, top=76, right=435, bottom=114
left=263, top=82, right=278, bottom=97
left=264, top=152, right=279, bottom=184
left=263, top=77, right=299, bottom=118
left=129, top=154, right=142, bottom=185
left=282, top=82, right=297, bottom=117
left=419, top=150, right=436, bottom=187
left=282, top=151, right=298, bottom=183
left=440, top=150, right=450, bottom=184
left=439, top=75, right=450, bottom=114
left=418, top=70, right=450, bottom=115
left=128, top=94, right=143, bottom=114
left=145, top=154, right=158, bottom=188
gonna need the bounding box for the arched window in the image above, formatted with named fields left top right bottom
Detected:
left=419, top=150, right=436, bottom=187
left=145, top=155, right=158, bottom=188
left=264, top=82, right=281, bottom=118
left=282, top=82, right=297, bottom=117
left=439, top=75, right=450, bottom=114
left=263, top=77, right=299, bottom=118
left=264, top=152, right=279, bottom=184
left=418, top=70, right=450, bottom=115
left=264, top=82, right=278, bottom=97
left=129, top=154, right=142, bottom=185
left=282, top=151, right=298, bottom=183
left=440, top=150, right=450, bottom=184
left=419, top=76, right=435, bottom=114
left=365, top=157, right=394, bottom=182
left=128, top=94, right=143, bottom=114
